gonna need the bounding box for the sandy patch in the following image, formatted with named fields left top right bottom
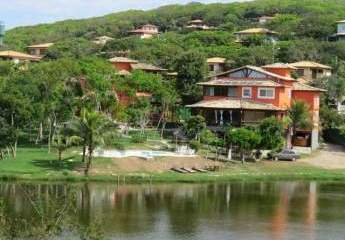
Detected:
left=302, top=144, right=345, bottom=169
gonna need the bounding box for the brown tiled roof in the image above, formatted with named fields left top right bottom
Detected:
left=136, top=92, right=152, bottom=97
left=142, top=24, right=158, bottom=28
left=262, top=63, right=297, bottom=70
left=188, top=19, right=203, bottom=24
left=187, top=98, right=282, bottom=111
left=129, top=24, right=159, bottom=34
left=207, top=57, right=226, bottom=64
left=0, top=50, right=41, bottom=61
left=258, top=16, right=275, bottom=20
left=293, top=82, right=326, bottom=92
left=131, top=63, right=167, bottom=72
left=109, top=57, right=138, bottom=63
left=27, top=43, right=54, bottom=49
left=234, top=28, right=278, bottom=35
left=95, top=36, right=114, bottom=41
left=198, top=78, right=283, bottom=87
left=290, top=61, right=332, bottom=70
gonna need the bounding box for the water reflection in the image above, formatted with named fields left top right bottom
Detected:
left=0, top=181, right=344, bottom=240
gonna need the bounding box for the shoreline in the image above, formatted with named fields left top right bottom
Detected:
left=1, top=168, right=344, bottom=183
left=0, top=147, right=344, bottom=184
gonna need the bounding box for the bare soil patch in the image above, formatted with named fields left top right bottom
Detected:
left=91, top=156, right=222, bottom=175
left=302, top=144, right=345, bottom=169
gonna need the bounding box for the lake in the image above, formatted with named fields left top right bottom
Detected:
left=0, top=181, right=344, bottom=240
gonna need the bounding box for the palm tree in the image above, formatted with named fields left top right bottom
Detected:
left=70, top=111, right=88, bottom=163
left=288, top=101, right=313, bottom=148
left=52, top=124, right=81, bottom=162
left=75, top=110, right=110, bottom=176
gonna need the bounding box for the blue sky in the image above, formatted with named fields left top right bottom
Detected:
left=0, top=0, right=246, bottom=29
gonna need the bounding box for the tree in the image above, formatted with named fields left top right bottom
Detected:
left=200, top=128, right=218, bottom=160
left=185, top=115, right=206, bottom=141
left=45, top=38, right=101, bottom=60
left=52, top=124, right=81, bottom=162
left=288, top=101, right=312, bottom=147
left=258, top=117, right=285, bottom=151
left=326, top=70, right=345, bottom=112
left=175, top=50, right=207, bottom=105
left=127, top=98, right=152, bottom=136
left=319, top=104, right=344, bottom=130
left=0, top=117, right=16, bottom=160
left=226, top=128, right=261, bottom=164
left=176, top=107, right=192, bottom=125
left=75, top=110, right=111, bottom=176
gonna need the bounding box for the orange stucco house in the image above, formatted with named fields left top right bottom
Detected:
left=109, top=57, right=167, bottom=75
left=128, top=24, right=159, bottom=39
left=108, top=57, right=168, bottom=108
left=188, top=63, right=325, bottom=149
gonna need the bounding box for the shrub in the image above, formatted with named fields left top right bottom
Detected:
left=131, top=134, right=147, bottom=144
left=189, top=140, right=202, bottom=152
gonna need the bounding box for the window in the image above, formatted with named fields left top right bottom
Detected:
left=205, top=87, right=214, bottom=96
left=214, top=87, right=228, bottom=96
left=228, top=87, right=237, bottom=97
left=296, top=69, right=305, bottom=77
left=242, top=87, right=252, bottom=98
left=258, top=88, right=275, bottom=99
left=312, top=69, right=317, bottom=79
left=209, top=64, right=215, bottom=72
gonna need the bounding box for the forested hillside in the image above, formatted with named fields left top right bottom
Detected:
left=4, top=0, right=345, bottom=68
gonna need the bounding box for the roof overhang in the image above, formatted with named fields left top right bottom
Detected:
left=187, top=98, right=283, bottom=111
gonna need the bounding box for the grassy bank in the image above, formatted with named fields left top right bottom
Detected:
left=0, top=147, right=344, bottom=183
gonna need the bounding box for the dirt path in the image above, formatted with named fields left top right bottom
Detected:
left=302, top=144, right=345, bottom=169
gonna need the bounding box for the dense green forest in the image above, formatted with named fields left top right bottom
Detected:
left=2, top=0, right=345, bottom=70
left=1, top=0, right=345, bottom=164
left=4, top=0, right=345, bottom=66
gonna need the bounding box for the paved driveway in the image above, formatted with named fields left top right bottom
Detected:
left=302, top=144, right=345, bottom=169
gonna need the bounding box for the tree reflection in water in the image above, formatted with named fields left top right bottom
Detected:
left=0, top=182, right=343, bottom=240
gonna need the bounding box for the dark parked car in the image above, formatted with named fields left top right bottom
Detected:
left=272, top=149, right=300, bottom=161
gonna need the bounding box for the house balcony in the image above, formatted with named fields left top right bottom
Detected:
left=187, top=98, right=285, bottom=128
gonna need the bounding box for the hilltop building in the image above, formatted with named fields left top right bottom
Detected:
left=187, top=64, right=325, bottom=150
left=27, top=43, right=54, bottom=57
left=109, top=57, right=167, bottom=74
left=290, top=61, right=332, bottom=82
left=93, top=36, right=114, bottom=45
left=109, top=57, right=138, bottom=73
left=129, top=24, right=159, bottom=39
left=186, top=19, right=213, bottom=31
left=257, top=16, right=275, bottom=24
left=330, top=20, right=345, bottom=41
left=234, top=28, right=279, bottom=43
left=207, top=57, right=227, bottom=75
left=0, top=50, right=40, bottom=63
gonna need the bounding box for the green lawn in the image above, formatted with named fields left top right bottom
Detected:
left=0, top=147, right=344, bottom=183
left=0, top=147, right=84, bottom=179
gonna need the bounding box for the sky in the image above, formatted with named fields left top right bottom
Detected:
left=0, top=0, right=246, bottom=29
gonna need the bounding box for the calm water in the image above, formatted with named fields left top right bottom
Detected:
left=0, top=181, right=344, bottom=240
